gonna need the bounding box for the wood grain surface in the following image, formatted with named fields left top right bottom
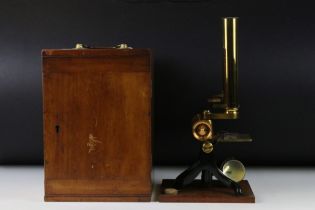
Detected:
left=42, top=48, right=152, bottom=201
left=159, top=179, right=255, bottom=203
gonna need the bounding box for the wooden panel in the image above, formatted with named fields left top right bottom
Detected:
left=45, top=195, right=151, bottom=202
left=46, top=179, right=150, bottom=195
left=159, top=179, right=255, bottom=203
left=42, top=48, right=150, bottom=57
left=43, top=49, right=151, bottom=201
left=43, top=56, right=150, bottom=74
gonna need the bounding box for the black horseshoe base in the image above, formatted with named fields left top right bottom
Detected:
left=158, top=144, right=255, bottom=203
left=173, top=149, right=243, bottom=195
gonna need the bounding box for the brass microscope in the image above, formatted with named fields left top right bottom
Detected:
left=160, top=17, right=254, bottom=202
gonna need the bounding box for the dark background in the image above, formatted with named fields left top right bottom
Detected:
left=0, top=0, right=314, bottom=166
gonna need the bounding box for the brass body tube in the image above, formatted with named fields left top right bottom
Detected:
left=223, top=17, right=238, bottom=110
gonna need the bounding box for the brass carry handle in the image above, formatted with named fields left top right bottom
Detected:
left=74, top=43, right=132, bottom=49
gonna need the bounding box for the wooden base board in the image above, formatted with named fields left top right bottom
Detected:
left=45, top=195, right=151, bottom=202
left=158, top=179, right=255, bottom=203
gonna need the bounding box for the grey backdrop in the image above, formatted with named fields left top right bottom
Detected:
left=0, top=0, right=314, bottom=165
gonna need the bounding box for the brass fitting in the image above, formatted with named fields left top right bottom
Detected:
left=202, top=141, right=213, bottom=154
left=192, top=110, right=212, bottom=141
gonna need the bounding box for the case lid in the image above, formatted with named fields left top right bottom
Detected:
left=42, top=43, right=150, bottom=58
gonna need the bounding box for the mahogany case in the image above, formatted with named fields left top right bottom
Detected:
left=42, top=47, right=152, bottom=201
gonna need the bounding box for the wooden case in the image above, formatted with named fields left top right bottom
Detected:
left=42, top=47, right=152, bottom=202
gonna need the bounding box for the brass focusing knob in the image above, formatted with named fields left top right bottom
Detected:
left=192, top=120, right=212, bottom=141
left=192, top=110, right=212, bottom=141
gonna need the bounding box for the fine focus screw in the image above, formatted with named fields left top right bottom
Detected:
left=202, top=141, right=213, bottom=154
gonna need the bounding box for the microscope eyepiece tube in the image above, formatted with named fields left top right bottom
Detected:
left=223, top=17, right=239, bottom=109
